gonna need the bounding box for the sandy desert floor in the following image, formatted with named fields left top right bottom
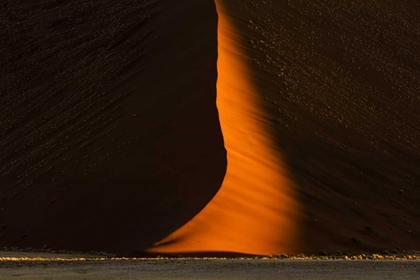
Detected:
left=1, top=257, right=420, bottom=280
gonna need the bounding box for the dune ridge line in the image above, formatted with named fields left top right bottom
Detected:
left=146, top=0, right=301, bottom=256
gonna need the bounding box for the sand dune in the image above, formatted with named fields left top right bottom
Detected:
left=1, top=0, right=420, bottom=256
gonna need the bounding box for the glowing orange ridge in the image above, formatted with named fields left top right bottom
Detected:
left=147, top=0, right=301, bottom=255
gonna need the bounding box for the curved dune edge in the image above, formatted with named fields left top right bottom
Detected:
left=146, top=1, right=301, bottom=255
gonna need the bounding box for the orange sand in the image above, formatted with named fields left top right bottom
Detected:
left=147, top=1, right=301, bottom=255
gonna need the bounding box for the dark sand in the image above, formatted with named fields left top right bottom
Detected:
left=1, top=0, right=420, bottom=256
left=0, top=0, right=225, bottom=255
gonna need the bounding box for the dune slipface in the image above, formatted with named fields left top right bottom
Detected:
left=146, top=0, right=301, bottom=256
left=0, top=0, right=225, bottom=254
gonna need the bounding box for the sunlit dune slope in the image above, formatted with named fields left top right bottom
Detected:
left=147, top=0, right=301, bottom=256
left=0, top=0, right=225, bottom=254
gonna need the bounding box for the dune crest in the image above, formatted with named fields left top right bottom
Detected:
left=146, top=0, right=301, bottom=255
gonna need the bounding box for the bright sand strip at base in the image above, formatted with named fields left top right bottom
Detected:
left=147, top=1, right=301, bottom=255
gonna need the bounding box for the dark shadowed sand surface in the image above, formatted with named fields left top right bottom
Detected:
left=1, top=258, right=420, bottom=280
left=1, top=0, right=225, bottom=255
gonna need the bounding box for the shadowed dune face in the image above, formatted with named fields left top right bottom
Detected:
left=0, top=0, right=225, bottom=254
left=146, top=0, right=301, bottom=256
